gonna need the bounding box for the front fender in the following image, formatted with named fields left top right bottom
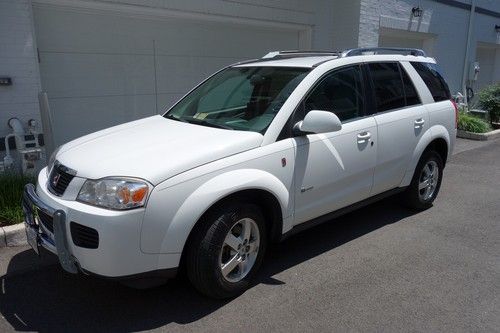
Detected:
left=400, top=125, right=450, bottom=187
left=141, top=169, right=291, bottom=256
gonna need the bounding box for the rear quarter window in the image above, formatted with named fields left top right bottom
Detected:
left=410, top=62, right=451, bottom=102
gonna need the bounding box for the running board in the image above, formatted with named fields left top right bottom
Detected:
left=281, top=187, right=407, bottom=241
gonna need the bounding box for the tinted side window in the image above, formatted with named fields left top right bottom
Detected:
left=368, top=62, right=405, bottom=112
left=411, top=62, right=451, bottom=102
left=400, top=66, right=421, bottom=106
left=304, top=65, right=364, bottom=122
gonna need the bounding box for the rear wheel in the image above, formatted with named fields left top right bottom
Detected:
left=186, top=203, right=267, bottom=299
left=403, top=150, right=443, bottom=210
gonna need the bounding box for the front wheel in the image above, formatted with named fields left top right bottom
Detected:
left=402, top=150, right=444, bottom=210
left=186, top=203, right=267, bottom=299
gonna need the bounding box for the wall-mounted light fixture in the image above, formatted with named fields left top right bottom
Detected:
left=495, top=25, right=500, bottom=33
left=0, top=77, right=12, bottom=86
left=412, top=7, right=423, bottom=18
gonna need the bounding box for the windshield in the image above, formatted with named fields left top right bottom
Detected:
left=164, top=66, right=310, bottom=133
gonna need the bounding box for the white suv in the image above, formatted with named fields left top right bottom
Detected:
left=24, top=48, right=457, bottom=298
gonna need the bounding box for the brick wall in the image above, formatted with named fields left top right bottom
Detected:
left=0, top=0, right=41, bottom=139
left=358, top=0, right=380, bottom=48
left=358, top=0, right=500, bottom=95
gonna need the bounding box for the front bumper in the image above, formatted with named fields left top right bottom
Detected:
left=23, top=183, right=78, bottom=273
left=21, top=169, right=181, bottom=278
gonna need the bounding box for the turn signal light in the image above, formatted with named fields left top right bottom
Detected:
left=451, top=99, right=459, bottom=129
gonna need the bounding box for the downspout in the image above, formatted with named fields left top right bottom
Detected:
left=461, top=0, right=476, bottom=108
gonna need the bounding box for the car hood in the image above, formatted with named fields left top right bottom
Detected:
left=56, top=115, right=263, bottom=185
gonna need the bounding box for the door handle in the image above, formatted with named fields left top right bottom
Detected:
left=357, top=132, right=371, bottom=142
left=414, top=118, right=425, bottom=127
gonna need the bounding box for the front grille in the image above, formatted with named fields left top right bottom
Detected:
left=70, top=222, right=99, bottom=249
left=38, top=209, right=54, bottom=234
left=48, top=165, right=75, bottom=196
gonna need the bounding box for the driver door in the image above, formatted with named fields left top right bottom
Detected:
left=293, top=65, right=378, bottom=225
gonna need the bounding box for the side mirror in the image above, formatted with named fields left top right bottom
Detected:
left=293, top=110, right=342, bottom=135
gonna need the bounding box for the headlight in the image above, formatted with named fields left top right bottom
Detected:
left=47, top=146, right=61, bottom=175
left=77, top=178, right=150, bottom=210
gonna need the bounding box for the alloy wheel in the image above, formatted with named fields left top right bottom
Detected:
left=219, top=218, right=260, bottom=283
left=418, top=160, right=439, bottom=201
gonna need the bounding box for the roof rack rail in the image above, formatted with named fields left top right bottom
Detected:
left=341, top=47, right=426, bottom=57
left=262, top=50, right=340, bottom=60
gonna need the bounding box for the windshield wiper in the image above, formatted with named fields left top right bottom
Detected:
left=165, top=114, right=233, bottom=130
left=164, top=114, right=187, bottom=123
left=184, top=117, right=234, bottom=130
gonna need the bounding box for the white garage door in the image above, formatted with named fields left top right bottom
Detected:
left=379, top=35, right=425, bottom=51
left=378, top=28, right=435, bottom=57
left=475, top=44, right=500, bottom=93
left=33, top=5, right=304, bottom=144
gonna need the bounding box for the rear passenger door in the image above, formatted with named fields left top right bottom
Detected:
left=368, top=61, right=429, bottom=195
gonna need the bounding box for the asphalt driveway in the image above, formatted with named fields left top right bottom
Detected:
left=0, top=139, right=499, bottom=332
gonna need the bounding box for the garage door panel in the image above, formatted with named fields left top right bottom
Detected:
left=50, top=94, right=156, bottom=143
left=36, top=7, right=298, bottom=58
left=378, top=35, right=424, bottom=50
left=34, top=6, right=303, bottom=145
left=156, top=93, right=185, bottom=113
left=153, top=23, right=299, bottom=58
left=155, top=55, right=205, bottom=95
left=34, top=7, right=155, bottom=55
left=39, top=53, right=155, bottom=98
left=155, top=55, right=242, bottom=95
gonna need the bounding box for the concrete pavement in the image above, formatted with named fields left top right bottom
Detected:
left=0, top=139, right=499, bottom=332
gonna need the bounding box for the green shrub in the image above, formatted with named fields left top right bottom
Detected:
left=0, top=173, right=35, bottom=225
left=478, top=83, right=500, bottom=124
left=458, top=112, right=492, bottom=133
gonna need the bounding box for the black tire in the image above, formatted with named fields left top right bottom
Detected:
left=186, top=203, right=267, bottom=299
left=402, top=150, right=444, bottom=210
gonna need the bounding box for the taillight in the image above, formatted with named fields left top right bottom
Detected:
left=451, top=99, right=459, bottom=128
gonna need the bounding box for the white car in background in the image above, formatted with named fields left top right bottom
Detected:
left=23, top=48, right=457, bottom=298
